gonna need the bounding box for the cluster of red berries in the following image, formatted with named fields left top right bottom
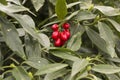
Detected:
left=51, top=23, right=71, bottom=47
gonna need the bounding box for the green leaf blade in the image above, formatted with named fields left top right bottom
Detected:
left=92, top=64, right=120, bottom=74
left=98, top=22, right=116, bottom=57
left=35, top=63, right=68, bottom=75
left=0, top=17, right=25, bottom=59
left=55, top=0, right=67, bottom=19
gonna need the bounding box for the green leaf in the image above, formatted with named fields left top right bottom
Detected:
left=0, top=16, right=25, bottom=59
left=92, top=64, right=120, bottom=74
left=44, top=68, right=69, bottom=80
left=107, top=19, right=120, bottom=32
left=35, top=63, right=68, bottom=75
left=67, top=32, right=82, bottom=51
left=85, top=27, right=108, bottom=53
left=24, top=57, right=49, bottom=69
left=31, top=0, right=44, bottom=11
left=98, top=22, right=116, bottom=58
left=94, top=6, right=120, bottom=16
left=0, top=0, right=7, bottom=5
left=51, top=50, right=80, bottom=61
left=25, top=34, right=41, bottom=58
left=67, top=1, right=81, bottom=8
left=71, top=59, right=89, bottom=79
left=73, top=11, right=96, bottom=21
left=49, top=0, right=56, bottom=5
left=11, top=14, right=50, bottom=48
left=12, top=66, right=31, bottom=80
left=0, top=3, right=29, bottom=13
left=6, top=0, right=21, bottom=5
left=3, top=76, right=14, bottom=80
left=38, top=33, right=50, bottom=48
left=55, top=0, right=67, bottom=19
left=106, top=74, right=120, bottom=80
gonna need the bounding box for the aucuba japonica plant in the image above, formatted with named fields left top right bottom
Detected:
left=1, top=0, right=120, bottom=80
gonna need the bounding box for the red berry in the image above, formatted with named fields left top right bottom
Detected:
left=51, top=24, right=59, bottom=31
left=63, top=30, right=70, bottom=39
left=63, top=23, right=70, bottom=29
left=60, top=32, right=68, bottom=41
left=61, top=40, right=66, bottom=46
left=52, top=31, right=59, bottom=40
left=54, top=38, right=61, bottom=47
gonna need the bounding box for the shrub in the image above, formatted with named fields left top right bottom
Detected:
left=0, top=0, right=120, bottom=80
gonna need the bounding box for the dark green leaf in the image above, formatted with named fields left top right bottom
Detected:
left=11, top=14, right=50, bottom=48
left=55, top=0, right=67, bottom=19
left=35, top=63, right=68, bottom=75
left=98, top=22, right=116, bottom=57
left=92, top=64, right=120, bottom=74
left=12, top=66, right=31, bottom=80
left=0, top=16, right=25, bottom=59
left=94, top=6, right=120, bottom=16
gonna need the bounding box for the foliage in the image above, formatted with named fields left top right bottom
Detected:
left=0, top=0, right=120, bottom=80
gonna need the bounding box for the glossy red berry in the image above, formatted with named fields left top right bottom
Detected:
left=54, top=38, right=61, bottom=47
left=51, top=24, right=59, bottom=31
left=52, top=31, right=59, bottom=40
left=60, top=32, right=68, bottom=41
left=63, top=23, right=70, bottom=29
left=64, top=30, right=70, bottom=39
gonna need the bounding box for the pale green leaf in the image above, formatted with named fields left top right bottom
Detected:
left=71, top=59, right=89, bottom=79
left=24, top=57, right=49, bottom=69
left=31, top=0, right=44, bottom=11
left=38, top=33, right=50, bottom=48
left=98, top=22, right=116, bottom=58
left=106, top=74, right=120, bottom=80
left=12, top=66, right=31, bottom=80
left=108, top=19, right=120, bottom=32
left=35, top=63, right=68, bottom=75
left=6, top=0, right=21, bottom=5
left=73, top=11, right=96, bottom=21
left=51, top=50, right=80, bottom=61
left=0, top=16, right=25, bottom=59
left=0, top=3, right=29, bottom=13
left=94, top=6, right=120, bottom=16
left=44, top=68, right=69, bottom=80
left=55, top=0, right=67, bottom=19
left=92, top=64, right=120, bottom=74
left=86, top=27, right=108, bottom=53
left=67, top=1, right=81, bottom=8
left=67, top=32, right=82, bottom=51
